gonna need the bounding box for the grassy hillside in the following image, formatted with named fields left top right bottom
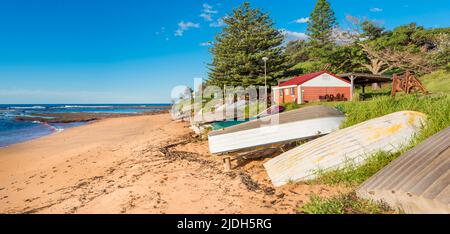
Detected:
left=421, top=70, right=450, bottom=94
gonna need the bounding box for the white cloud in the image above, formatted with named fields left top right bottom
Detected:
left=293, top=17, right=310, bottom=24
left=175, top=21, right=200, bottom=36
left=200, top=3, right=218, bottom=22
left=370, top=7, right=383, bottom=12
left=209, top=17, right=226, bottom=28
left=281, top=29, right=309, bottom=42
left=200, top=41, right=213, bottom=46
left=200, top=13, right=213, bottom=21
left=202, top=3, right=218, bottom=14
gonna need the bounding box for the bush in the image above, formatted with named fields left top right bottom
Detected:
left=281, top=102, right=302, bottom=112
left=300, top=192, right=394, bottom=214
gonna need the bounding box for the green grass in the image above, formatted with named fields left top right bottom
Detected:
left=300, top=71, right=449, bottom=213
left=299, top=192, right=394, bottom=214
left=310, top=151, right=401, bottom=186
left=309, top=94, right=450, bottom=186
left=281, top=102, right=302, bottom=112
left=336, top=94, right=449, bottom=141
left=420, top=70, right=450, bottom=94
left=285, top=71, right=449, bottom=188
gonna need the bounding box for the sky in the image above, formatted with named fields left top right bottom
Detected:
left=0, top=0, right=448, bottom=104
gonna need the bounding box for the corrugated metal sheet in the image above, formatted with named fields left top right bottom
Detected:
left=208, top=106, right=345, bottom=154
left=264, top=111, right=427, bottom=187
left=279, top=71, right=350, bottom=87
left=357, top=127, right=450, bottom=214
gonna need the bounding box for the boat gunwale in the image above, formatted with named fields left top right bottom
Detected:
left=208, top=105, right=344, bottom=137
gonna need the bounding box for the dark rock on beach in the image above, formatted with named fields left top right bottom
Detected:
left=14, top=110, right=169, bottom=124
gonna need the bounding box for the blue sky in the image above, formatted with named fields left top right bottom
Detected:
left=0, top=0, right=448, bottom=104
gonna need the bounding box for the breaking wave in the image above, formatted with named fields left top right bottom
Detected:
left=8, top=106, right=47, bottom=110
left=54, top=105, right=114, bottom=109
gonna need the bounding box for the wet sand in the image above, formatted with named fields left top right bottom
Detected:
left=0, top=114, right=348, bottom=214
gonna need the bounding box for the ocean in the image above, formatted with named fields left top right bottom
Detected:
left=0, top=104, right=170, bottom=148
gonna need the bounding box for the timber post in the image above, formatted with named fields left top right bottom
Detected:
left=223, top=157, right=231, bottom=172
left=350, top=75, right=356, bottom=101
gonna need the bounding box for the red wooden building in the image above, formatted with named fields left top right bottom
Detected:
left=273, top=71, right=352, bottom=105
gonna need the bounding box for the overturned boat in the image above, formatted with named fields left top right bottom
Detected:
left=210, top=106, right=286, bottom=131
left=191, top=100, right=248, bottom=125
left=171, top=101, right=196, bottom=121
left=208, top=105, right=345, bottom=154
left=264, top=111, right=427, bottom=187
left=357, top=127, right=450, bottom=214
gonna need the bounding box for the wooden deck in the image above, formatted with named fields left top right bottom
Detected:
left=357, top=127, right=450, bottom=214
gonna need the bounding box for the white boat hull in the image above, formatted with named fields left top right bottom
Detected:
left=208, top=105, right=345, bottom=155
left=264, top=111, right=427, bottom=187
left=209, top=116, right=344, bottom=154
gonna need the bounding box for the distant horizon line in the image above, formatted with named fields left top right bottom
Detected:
left=0, top=103, right=172, bottom=105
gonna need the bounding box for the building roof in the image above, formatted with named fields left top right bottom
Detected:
left=339, top=73, right=392, bottom=85
left=278, top=71, right=350, bottom=87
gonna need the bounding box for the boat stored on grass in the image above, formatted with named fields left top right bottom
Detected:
left=356, top=126, right=450, bottom=214
left=208, top=105, right=345, bottom=154
left=264, top=111, right=427, bottom=187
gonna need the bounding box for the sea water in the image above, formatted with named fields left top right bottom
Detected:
left=0, top=104, right=170, bottom=148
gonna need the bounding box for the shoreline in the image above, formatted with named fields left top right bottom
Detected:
left=0, top=113, right=348, bottom=214
left=0, top=121, right=90, bottom=150
left=14, top=109, right=169, bottom=123
left=0, top=110, right=169, bottom=149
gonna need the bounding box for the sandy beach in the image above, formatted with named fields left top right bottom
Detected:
left=0, top=114, right=347, bottom=214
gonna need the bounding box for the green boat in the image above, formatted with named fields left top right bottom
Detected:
left=211, top=120, right=250, bottom=131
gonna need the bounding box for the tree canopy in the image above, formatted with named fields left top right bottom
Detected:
left=207, top=2, right=287, bottom=87
left=307, top=0, right=337, bottom=46
left=286, top=15, right=449, bottom=76
left=207, top=0, right=449, bottom=86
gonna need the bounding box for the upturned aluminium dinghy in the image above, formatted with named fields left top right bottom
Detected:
left=356, top=126, right=450, bottom=214
left=264, top=111, right=427, bottom=187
